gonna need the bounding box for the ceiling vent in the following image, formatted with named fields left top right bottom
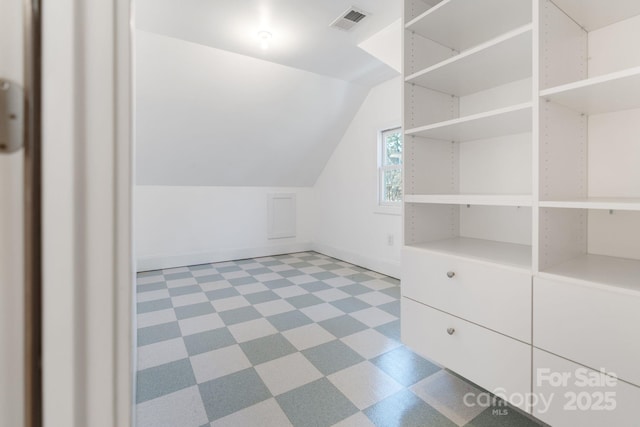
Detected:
left=330, top=6, right=369, bottom=31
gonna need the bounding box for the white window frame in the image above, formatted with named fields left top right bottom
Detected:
left=378, top=127, right=403, bottom=208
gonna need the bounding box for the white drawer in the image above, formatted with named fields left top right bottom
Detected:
left=402, top=247, right=531, bottom=342
left=533, top=349, right=640, bottom=427
left=402, top=297, right=531, bottom=413
left=533, top=277, right=640, bottom=387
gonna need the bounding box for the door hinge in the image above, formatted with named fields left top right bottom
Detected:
left=0, top=79, right=24, bottom=153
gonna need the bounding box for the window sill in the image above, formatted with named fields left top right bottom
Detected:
left=374, top=205, right=402, bottom=216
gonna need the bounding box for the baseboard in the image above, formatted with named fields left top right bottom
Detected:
left=136, top=242, right=314, bottom=272
left=312, top=242, right=401, bottom=279
left=137, top=241, right=401, bottom=279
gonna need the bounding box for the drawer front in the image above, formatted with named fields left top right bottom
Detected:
left=533, top=349, right=640, bottom=427
left=402, top=297, right=531, bottom=412
left=402, top=247, right=531, bottom=342
left=533, top=277, right=640, bottom=387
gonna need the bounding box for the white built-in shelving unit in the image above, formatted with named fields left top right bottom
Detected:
left=402, top=1, right=640, bottom=425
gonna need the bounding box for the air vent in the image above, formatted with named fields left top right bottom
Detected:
left=330, top=6, right=369, bottom=31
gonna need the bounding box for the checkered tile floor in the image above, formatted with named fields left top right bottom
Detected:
left=136, top=252, right=544, bottom=427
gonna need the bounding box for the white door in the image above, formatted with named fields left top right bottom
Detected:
left=0, top=0, right=25, bottom=426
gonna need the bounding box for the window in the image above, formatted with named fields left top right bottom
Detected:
left=379, top=127, right=403, bottom=205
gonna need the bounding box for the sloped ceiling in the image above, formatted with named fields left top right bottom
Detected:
left=135, top=0, right=401, bottom=186
left=136, top=31, right=371, bottom=186
left=358, top=19, right=403, bottom=73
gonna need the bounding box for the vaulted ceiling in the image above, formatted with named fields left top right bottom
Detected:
left=135, top=0, right=401, bottom=186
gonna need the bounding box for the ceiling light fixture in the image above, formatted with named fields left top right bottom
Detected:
left=257, top=30, right=272, bottom=50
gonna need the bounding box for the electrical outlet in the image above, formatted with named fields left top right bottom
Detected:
left=387, top=234, right=394, bottom=246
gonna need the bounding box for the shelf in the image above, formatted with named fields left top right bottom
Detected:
left=540, top=198, right=640, bottom=211
left=540, top=254, right=640, bottom=294
left=550, top=0, right=640, bottom=31
left=407, top=237, right=532, bottom=270
left=405, top=103, right=532, bottom=142
left=540, top=67, right=640, bottom=114
left=406, top=0, right=531, bottom=52
left=405, top=194, right=532, bottom=207
left=405, top=25, right=532, bottom=96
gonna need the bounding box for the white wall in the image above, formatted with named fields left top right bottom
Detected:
left=135, top=78, right=403, bottom=276
left=313, top=77, right=403, bottom=278
left=0, top=0, right=24, bottom=425
left=136, top=30, right=368, bottom=187
left=136, top=186, right=314, bottom=271
left=135, top=28, right=404, bottom=276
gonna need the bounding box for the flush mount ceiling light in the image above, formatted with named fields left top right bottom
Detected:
left=257, top=30, right=272, bottom=50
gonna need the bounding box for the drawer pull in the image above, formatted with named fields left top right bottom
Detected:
left=446, top=328, right=455, bottom=335
left=446, top=271, right=455, bottom=278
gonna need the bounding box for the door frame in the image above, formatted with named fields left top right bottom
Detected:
left=41, top=1, right=134, bottom=426
left=23, top=0, right=42, bottom=425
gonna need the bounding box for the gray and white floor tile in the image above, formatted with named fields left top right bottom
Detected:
left=136, top=252, right=545, bottom=427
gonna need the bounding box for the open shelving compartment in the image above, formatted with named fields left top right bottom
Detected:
left=404, top=0, right=532, bottom=77
left=540, top=0, right=640, bottom=91
left=405, top=102, right=532, bottom=142
left=406, top=25, right=533, bottom=95
left=405, top=202, right=532, bottom=270
left=404, top=124, right=533, bottom=266
left=540, top=0, right=640, bottom=198
left=539, top=96, right=640, bottom=209
left=404, top=9, right=534, bottom=204
left=538, top=0, right=640, bottom=293
left=404, top=128, right=533, bottom=204
left=406, top=0, right=531, bottom=53
left=539, top=207, right=640, bottom=293
left=403, top=2, right=534, bottom=208
left=403, top=0, right=535, bottom=270
left=404, top=0, right=534, bottom=130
